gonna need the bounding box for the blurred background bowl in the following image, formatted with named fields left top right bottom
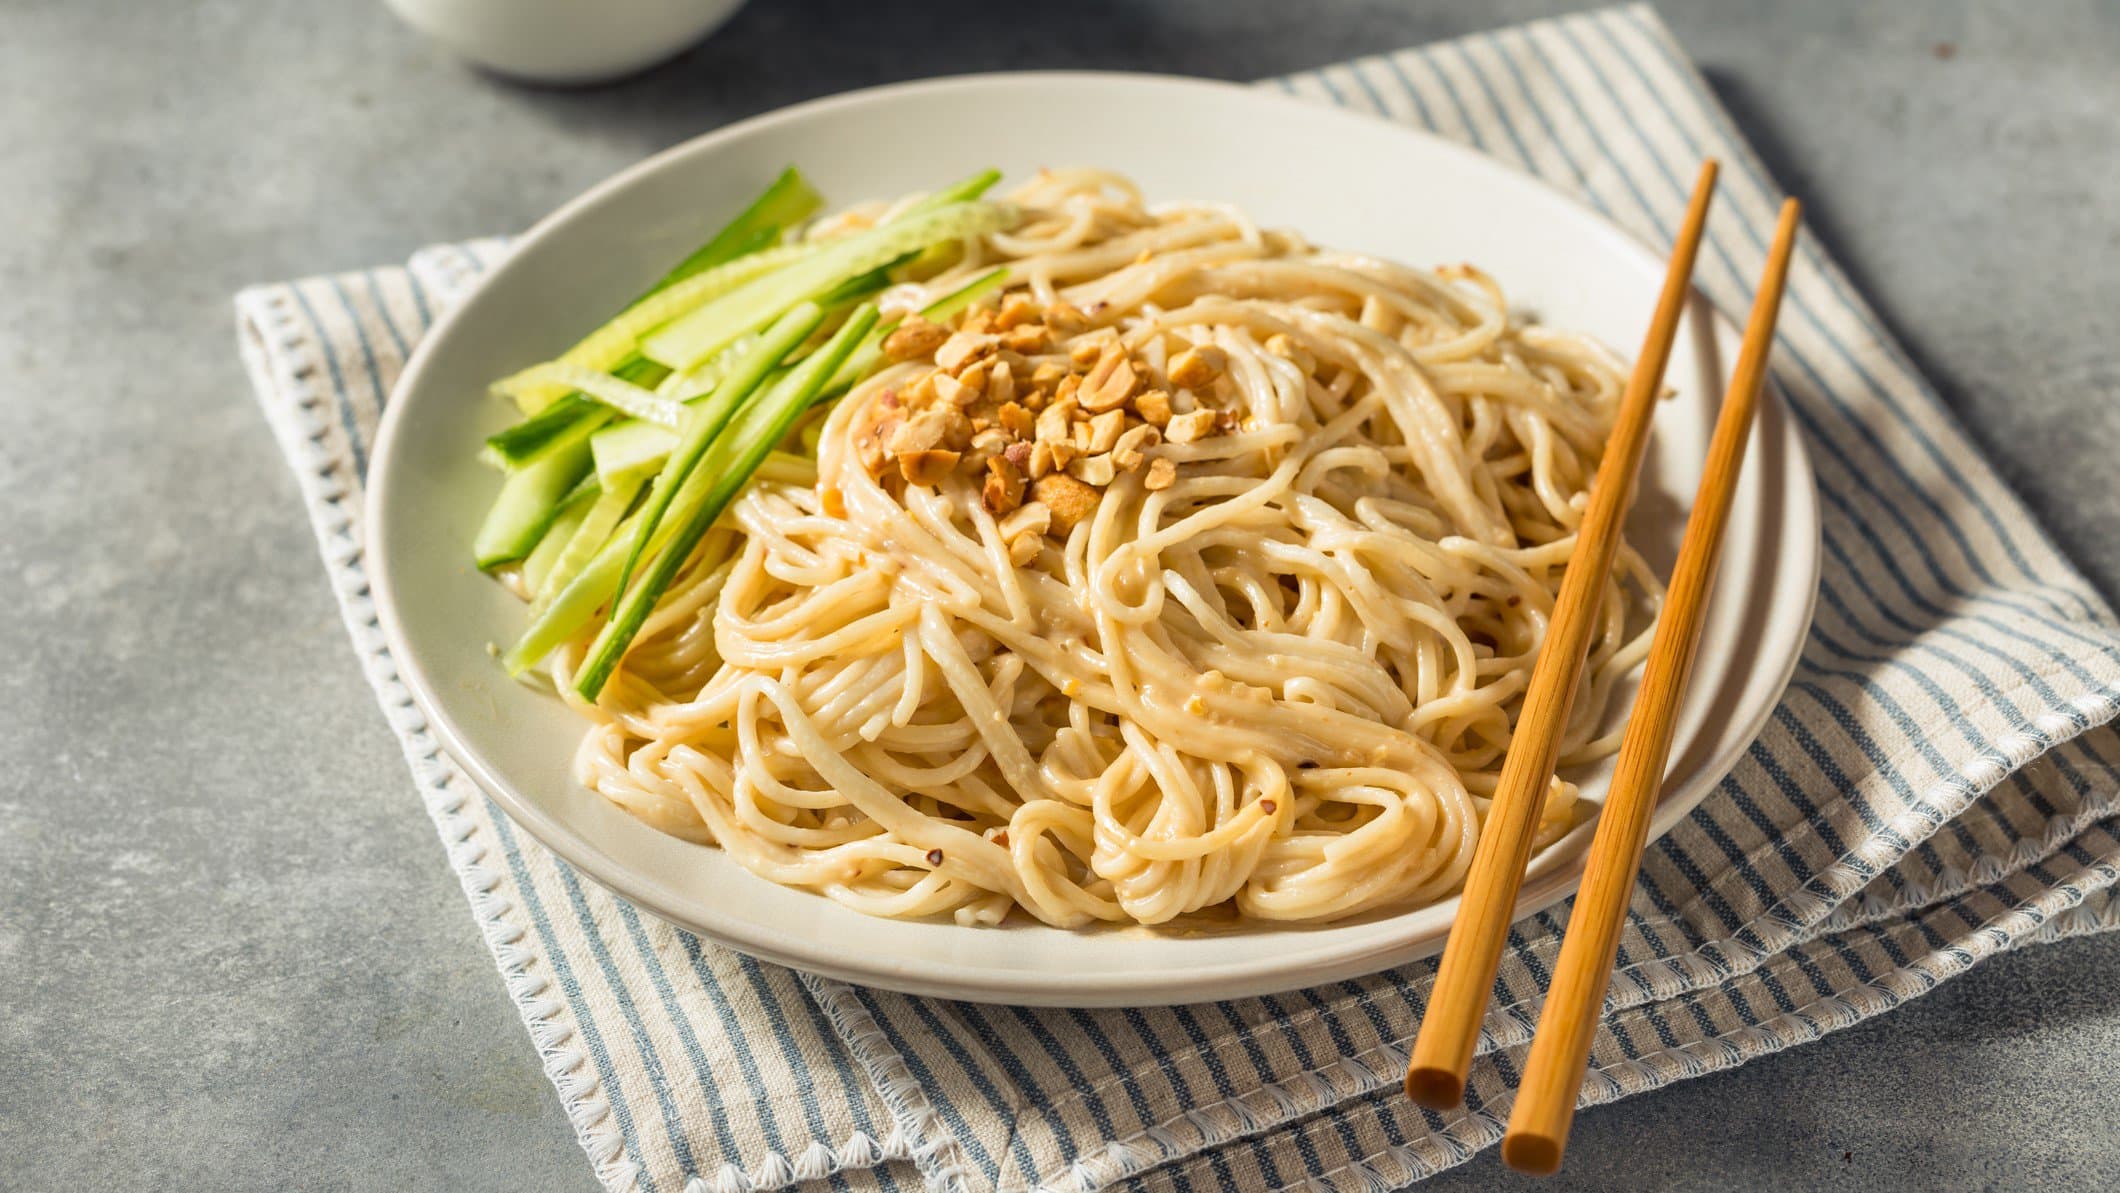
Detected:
left=382, top=0, right=749, bottom=85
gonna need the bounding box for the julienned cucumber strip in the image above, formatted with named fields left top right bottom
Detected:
left=492, top=169, right=1000, bottom=444
left=614, top=303, right=825, bottom=601
left=505, top=362, right=688, bottom=427
left=558, top=468, right=603, bottom=507
left=472, top=419, right=598, bottom=569
left=520, top=490, right=594, bottom=595
left=642, top=168, right=822, bottom=298
left=572, top=305, right=880, bottom=699
left=495, top=170, right=821, bottom=414
left=823, top=266, right=1009, bottom=396
left=494, top=173, right=1009, bottom=666
left=597, top=421, right=829, bottom=486
left=485, top=400, right=588, bottom=471
left=591, top=418, right=822, bottom=485
left=501, top=308, right=842, bottom=677
left=532, top=471, right=647, bottom=615
left=587, top=268, right=1011, bottom=481
left=917, top=168, right=1004, bottom=209
left=485, top=355, right=664, bottom=468
left=640, top=202, right=1013, bottom=371
left=591, top=420, right=679, bottom=484
left=818, top=256, right=910, bottom=308
left=491, top=249, right=801, bottom=417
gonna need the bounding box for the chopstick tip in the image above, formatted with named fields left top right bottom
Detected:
left=1501, top=1132, right=1564, bottom=1177
left=1404, top=1065, right=1464, bottom=1110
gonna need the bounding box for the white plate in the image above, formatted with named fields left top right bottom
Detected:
left=368, top=72, right=1819, bottom=1007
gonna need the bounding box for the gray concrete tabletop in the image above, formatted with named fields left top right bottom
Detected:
left=6, top=0, right=2117, bottom=1189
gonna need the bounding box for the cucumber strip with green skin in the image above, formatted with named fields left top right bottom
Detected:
left=819, top=252, right=915, bottom=305
left=915, top=168, right=1004, bottom=209
left=823, top=266, right=1010, bottom=396
left=532, top=470, right=647, bottom=615
left=596, top=417, right=833, bottom=486
left=495, top=245, right=810, bottom=416
left=494, top=170, right=989, bottom=433
left=520, top=490, right=595, bottom=595
left=505, top=362, right=686, bottom=427
left=502, top=308, right=823, bottom=675
left=641, top=168, right=821, bottom=297
left=495, top=173, right=1003, bottom=455
left=586, top=268, right=1014, bottom=481
left=472, top=420, right=598, bottom=569
left=484, top=396, right=595, bottom=469
left=591, top=419, right=677, bottom=485
left=640, top=202, right=1012, bottom=371
left=486, top=354, right=666, bottom=468
left=613, top=303, right=825, bottom=602
left=656, top=331, right=760, bottom=400
left=496, top=171, right=821, bottom=414
left=557, top=468, right=603, bottom=508
left=504, top=527, right=632, bottom=676
left=573, top=306, right=880, bottom=699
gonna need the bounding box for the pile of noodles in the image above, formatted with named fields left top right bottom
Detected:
left=550, top=168, right=1661, bottom=928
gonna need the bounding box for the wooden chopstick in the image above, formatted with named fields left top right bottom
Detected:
left=1405, top=159, right=1722, bottom=1111
left=1500, top=197, right=1803, bottom=1175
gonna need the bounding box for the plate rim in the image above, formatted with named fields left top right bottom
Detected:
left=365, top=69, right=1820, bottom=1005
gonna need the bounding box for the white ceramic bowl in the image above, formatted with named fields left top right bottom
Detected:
left=367, top=73, right=1819, bottom=1006
left=382, top=0, right=749, bottom=85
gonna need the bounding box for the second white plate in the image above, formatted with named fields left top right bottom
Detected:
left=367, top=72, right=1819, bottom=1006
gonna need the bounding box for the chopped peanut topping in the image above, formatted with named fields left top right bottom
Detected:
left=882, top=317, right=949, bottom=362
left=1046, top=378, right=1078, bottom=416
left=1034, top=473, right=1101, bottom=533
left=983, top=455, right=1024, bottom=514
left=1263, top=333, right=1315, bottom=373
left=1044, top=301, right=1090, bottom=333
left=1133, top=389, right=1172, bottom=428
left=1165, top=409, right=1218, bottom=444
left=1046, top=437, right=1080, bottom=472
left=1111, top=424, right=1160, bottom=471
left=996, top=293, right=1041, bottom=330
left=898, top=449, right=960, bottom=486
left=1078, top=350, right=1139, bottom=413
left=1000, top=501, right=1050, bottom=541
left=1068, top=453, right=1117, bottom=487
left=931, top=372, right=975, bottom=408
left=1086, top=408, right=1126, bottom=454
left=1167, top=345, right=1227, bottom=390
left=1068, top=328, right=1118, bottom=366
left=934, top=330, right=998, bottom=372
left=858, top=288, right=1230, bottom=563
left=886, top=409, right=945, bottom=454
left=1001, top=323, right=1049, bottom=354
left=1000, top=503, right=1049, bottom=566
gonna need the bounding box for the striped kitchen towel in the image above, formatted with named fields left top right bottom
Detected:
left=234, top=6, right=2120, bottom=1191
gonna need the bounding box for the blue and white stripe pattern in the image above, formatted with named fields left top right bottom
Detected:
left=235, top=7, right=2120, bottom=1190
